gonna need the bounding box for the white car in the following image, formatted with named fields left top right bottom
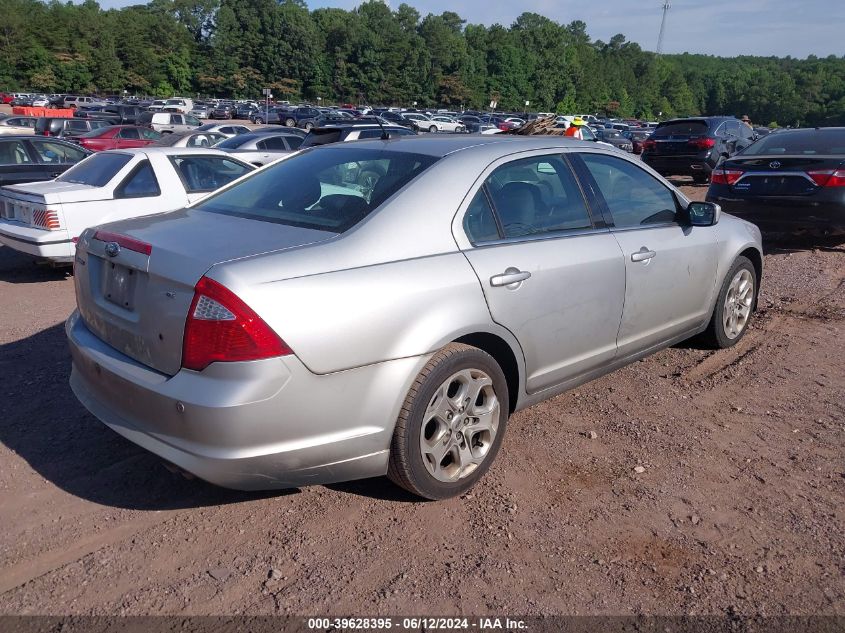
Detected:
left=0, top=148, right=255, bottom=263
left=428, top=115, right=466, bottom=133
left=0, top=116, right=37, bottom=135
left=193, top=123, right=252, bottom=138
left=164, top=98, right=194, bottom=113
left=30, top=96, right=49, bottom=107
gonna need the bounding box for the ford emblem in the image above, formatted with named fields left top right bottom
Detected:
left=105, top=241, right=120, bottom=258
left=769, top=161, right=781, bottom=169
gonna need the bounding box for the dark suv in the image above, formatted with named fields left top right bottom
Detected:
left=641, top=117, right=756, bottom=183
left=34, top=117, right=110, bottom=137
left=278, top=107, right=322, bottom=129
left=73, top=104, right=142, bottom=125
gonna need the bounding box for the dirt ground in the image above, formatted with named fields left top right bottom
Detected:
left=0, top=183, right=843, bottom=618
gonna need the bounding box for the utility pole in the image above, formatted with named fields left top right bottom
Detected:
left=656, top=2, right=670, bottom=55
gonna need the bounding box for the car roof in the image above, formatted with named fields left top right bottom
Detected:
left=316, top=134, right=599, bottom=158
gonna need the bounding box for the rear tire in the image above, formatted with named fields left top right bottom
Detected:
left=693, top=173, right=709, bottom=184
left=703, top=256, right=757, bottom=348
left=428, top=125, right=437, bottom=133
left=388, top=343, right=509, bottom=500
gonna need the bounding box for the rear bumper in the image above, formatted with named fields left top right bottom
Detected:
left=0, top=220, right=74, bottom=262
left=642, top=152, right=716, bottom=176
left=66, top=310, right=429, bottom=490
left=707, top=190, right=845, bottom=232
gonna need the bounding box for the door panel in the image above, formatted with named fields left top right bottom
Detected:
left=464, top=234, right=625, bottom=392
left=459, top=154, right=626, bottom=393
left=612, top=226, right=718, bottom=355
left=575, top=151, right=719, bottom=355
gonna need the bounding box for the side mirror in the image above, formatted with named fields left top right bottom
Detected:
left=685, top=201, right=721, bottom=227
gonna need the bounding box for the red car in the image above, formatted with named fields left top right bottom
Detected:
left=0, top=93, right=13, bottom=104
left=70, top=125, right=162, bottom=151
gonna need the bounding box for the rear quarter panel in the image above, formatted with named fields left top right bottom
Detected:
left=214, top=253, right=509, bottom=375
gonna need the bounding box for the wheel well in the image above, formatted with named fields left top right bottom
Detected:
left=454, top=332, right=520, bottom=413
left=739, top=247, right=763, bottom=308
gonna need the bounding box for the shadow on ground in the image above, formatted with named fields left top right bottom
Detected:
left=0, top=321, right=290, bottom=510
left=0, top=246, right=71, bottom=284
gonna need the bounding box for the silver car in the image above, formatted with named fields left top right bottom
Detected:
left=67, top=136, right=763, bottom=500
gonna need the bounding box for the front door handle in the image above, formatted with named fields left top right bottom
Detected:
left=631, top=248, right=656, bottom=262
left=490, top=267, right=531, bottom=288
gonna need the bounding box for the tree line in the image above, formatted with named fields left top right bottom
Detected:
left=2, top=0, right=844, bottom=126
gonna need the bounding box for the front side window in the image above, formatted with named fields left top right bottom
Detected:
left=169, top=155, right=254, bottom=193
left=193, top=148, right=437, bottom=233
left=482, top=155, right=593, bottom=239
left=580, top=153, right=678, bottom=227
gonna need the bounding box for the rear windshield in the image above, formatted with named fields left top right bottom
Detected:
left=740, top=129, right=845, bottom=155
left=194, top=147, right=439, bottom=233
left=653, top=120, right=709, bottom=137
left=56, top=152, right=132, bottom=186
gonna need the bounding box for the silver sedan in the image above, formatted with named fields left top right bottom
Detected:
left=67, top=136, right=763, bottom=500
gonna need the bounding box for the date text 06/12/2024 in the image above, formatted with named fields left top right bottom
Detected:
left=305, top=617, right=528, bottom=630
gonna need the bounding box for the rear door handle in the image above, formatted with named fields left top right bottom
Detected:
left=631, top=248, right=656, bottom=262
left=490, top=268, right=531, bottom=287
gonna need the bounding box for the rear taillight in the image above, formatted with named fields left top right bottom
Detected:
left=642, top=139, right=656, bottom=151
left=688, top=137, right=716, bottom=150
left=807, top=169, right=845, bottom=187
left=93, top=230, right=152, bottom=255
left=182, top=277, right=292, bottom=371
left=711, top=168, right=744, bottom=185
left=32, top=209, right=61, bottom=230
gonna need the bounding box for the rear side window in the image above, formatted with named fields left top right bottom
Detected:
left=654, top=120, right=709, bottom=137
left=463, top=189, right=499, bottom=243
left=580, top=153, right=678, bottom=227
left=0, top=140, right=33, bottom=165
left=193, top=147, right=438, bottom=233
left=169, top=155, right=253, bottom=192
left=116, top=160, right=160, bottom=198
left=30, top=140, right=87, bottom=163
left=118, top=127, right=140, bottom=139
left=65, top=120, right=90, bottom=133
left=216, top=135, right=252, bottom=149
left=57, top=152, right=132, bottom=186
left=256, top=136, right=286, bottom=150
left=286, top=136, right=302, bottom=150
left=484, top=155, right=593, bottom=239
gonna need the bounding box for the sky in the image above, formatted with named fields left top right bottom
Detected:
left=94, top=0, right=844, bottom=59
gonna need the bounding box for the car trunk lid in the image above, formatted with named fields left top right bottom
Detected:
left=73, top=208, right=336, bottom=375
left=721, top=156, right=845, bottom=197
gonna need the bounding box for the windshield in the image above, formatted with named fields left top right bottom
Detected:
left=740, top=129, right=845, bottom=155
left=194, top=147, right=438, bottom=233
left=56, top=152, right=132, bottom=186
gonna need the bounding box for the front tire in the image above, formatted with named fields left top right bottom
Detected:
left=388, top=343, right=509, bottom=500
left=703, top=256, right=757, bottom=348
left=285, top=118, right=295, bottom=127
